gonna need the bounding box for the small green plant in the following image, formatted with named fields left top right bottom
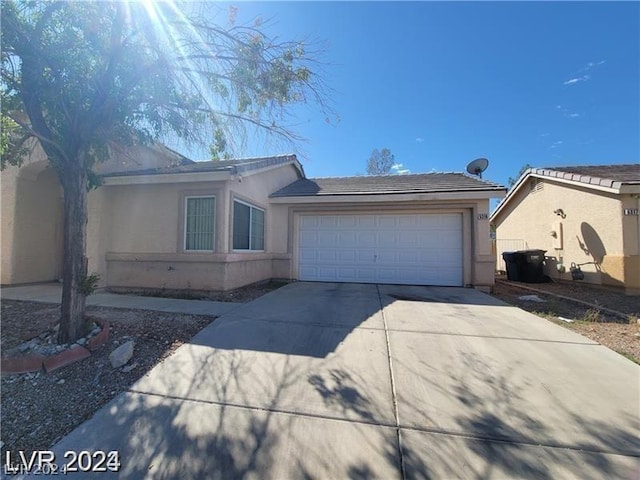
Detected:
left=581, top=308, right=602, bottom=323
left=78, top=273, right=100, bottom=296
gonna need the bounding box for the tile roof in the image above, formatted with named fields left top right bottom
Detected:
left=490, top=163, right=640, bottom=222
left=270, top=172, right=505, bottom=197
left=103, top=154, right=299, bottom=177
left=541, top=164, right=640, bottom=185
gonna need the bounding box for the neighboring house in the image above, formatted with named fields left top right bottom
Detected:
left=1, top=148, right=506, bottom=292
left=491, top=164, right=640, bottom=295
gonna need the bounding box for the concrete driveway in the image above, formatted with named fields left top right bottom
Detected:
left=45, top=282, right=639, bottom=479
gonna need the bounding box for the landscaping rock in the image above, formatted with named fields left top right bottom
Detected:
left=518, top=294, right=546, bottom=303
left=121, top=362, right=138, bottom=373
left=109, top=341, right=134, bottom=368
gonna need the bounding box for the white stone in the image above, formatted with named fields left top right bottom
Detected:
left=518, top=294, right=546, bottom=303
left=109, top=341, right=134, bottom=368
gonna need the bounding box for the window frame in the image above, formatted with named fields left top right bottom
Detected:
left=183, top=195, right=216, bottom=252
left=232, top=199, right=265, bottom=252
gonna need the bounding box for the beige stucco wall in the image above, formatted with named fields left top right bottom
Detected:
left=1, top=162, right=63, bottom=284
left=493, top=177, right=639, bottom=293
left=228, top=165, right=301, bottom=254
left=1, top=142, right=191, bottom=286
left=102, top=163, right=301, bottom=291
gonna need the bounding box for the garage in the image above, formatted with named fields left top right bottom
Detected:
left=298, top=213, right=463, bottom=286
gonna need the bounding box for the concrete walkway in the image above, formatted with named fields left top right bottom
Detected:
left=1, top=283, right=239, bottom=316
left=14, top=282, right=640, bottom=478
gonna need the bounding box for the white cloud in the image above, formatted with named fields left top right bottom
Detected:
left=556, top=104, right=580, bottom=118
left=549, top=140, right=563, bottom=149
left=539, top=133, right=550, bottom=137
left=391, top=163, right=410, bottom=175
left=584, top=60, right=605, bottom=71
left=563, top=60, right=604, bottom=86
left=563, top=74, right=590, bottom=86
left=415, top=137, right=425, bottom=143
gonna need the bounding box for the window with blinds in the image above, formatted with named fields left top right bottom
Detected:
left=184, top=196, right=215, bottom=251
left=233, top=200, right=265, bottom=251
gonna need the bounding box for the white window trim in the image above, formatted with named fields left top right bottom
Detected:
left=184, top=195, right=216, bottom=252
left=232, top=199, right=265, bottom=252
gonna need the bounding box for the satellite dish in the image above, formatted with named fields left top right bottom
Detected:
left=466, top=157, right=489, bottom=178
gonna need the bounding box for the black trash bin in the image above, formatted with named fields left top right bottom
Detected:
left=514, top=249, right=547, bottom=283
left=502, top=252, right=520, bottom=281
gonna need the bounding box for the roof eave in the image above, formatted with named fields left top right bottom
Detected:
left=103, top=170, right=232, bottom=185
left=270, top=189, right=506, bottom=204
left=490, top=169, right=628, bottom=223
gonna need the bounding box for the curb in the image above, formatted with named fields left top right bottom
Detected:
left=87, top=319, right=110, bottom=352
left=0, top=354, right=46, bottom=375
left=43, top=347, right=91, bottom=373
left=1, top=319, right=111, bottom=375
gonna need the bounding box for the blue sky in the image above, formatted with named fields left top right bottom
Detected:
left=177, top=2, right=639, bottom=189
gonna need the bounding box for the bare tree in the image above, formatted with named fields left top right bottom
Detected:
left=366, top=148, right=395, bottom=175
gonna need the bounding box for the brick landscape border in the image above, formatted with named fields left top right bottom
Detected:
left=1, top=319, right=110, bottom=375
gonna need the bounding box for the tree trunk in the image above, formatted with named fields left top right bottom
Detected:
left=57, top=165, right=89, bottom=344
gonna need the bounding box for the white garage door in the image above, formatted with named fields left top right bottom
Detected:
left=298, top=213, right=463, bottom=286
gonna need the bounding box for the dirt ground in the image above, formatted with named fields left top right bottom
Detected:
left=0, top=281, right=286, bottom=457
left=491, top=279, right=640, bottom=364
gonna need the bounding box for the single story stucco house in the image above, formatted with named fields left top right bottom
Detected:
left=1, top=145, right=506, bottom=292
left=491, top=164, right=640, bottom=295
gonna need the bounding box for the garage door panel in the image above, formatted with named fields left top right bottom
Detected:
left=397, top=250, right=422, bottom=264
left=299, top=248, right=320, bottom=261
left=398, top=231, right=420, bottom=246
left=299, top=213, right=463, bottom=286
left=337, top=216, right=358, bottom=228
left=317, top=249, right=338, bottom=262
left=357, top=249, right=376, bottom=263
left=301, top=216, right=320, bottom=228
left=357, top=231, right=376, bottom=246
left=357, top=216, right=376, bottom=228
left=338, top=232, right=358, bottom=246
left=377, top=231, right=398, bottom=247
left=319, top=216, right=339, bottom=227
left=377, top=216, right=398, bottom=228
left=398, top=215, right=419, bottom=227
left=338, top=250, right=357, bottom=262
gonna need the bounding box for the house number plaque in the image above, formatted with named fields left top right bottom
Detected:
left=477, top=213, right=489, bottom=220
left=623, top=208, right=639, bottom=216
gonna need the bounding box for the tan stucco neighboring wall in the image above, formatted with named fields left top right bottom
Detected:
left=493, top=178, right=639, bottom=293
left=1, top=166, right=18, bottom=283
left=86, top=188, right=111, bottom=286
left=1, top=164, right=63, bottom=284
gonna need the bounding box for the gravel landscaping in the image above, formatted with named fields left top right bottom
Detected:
left=0, top=281, right=286, bottom=458
left=491, top=278, right=640, bottom=364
